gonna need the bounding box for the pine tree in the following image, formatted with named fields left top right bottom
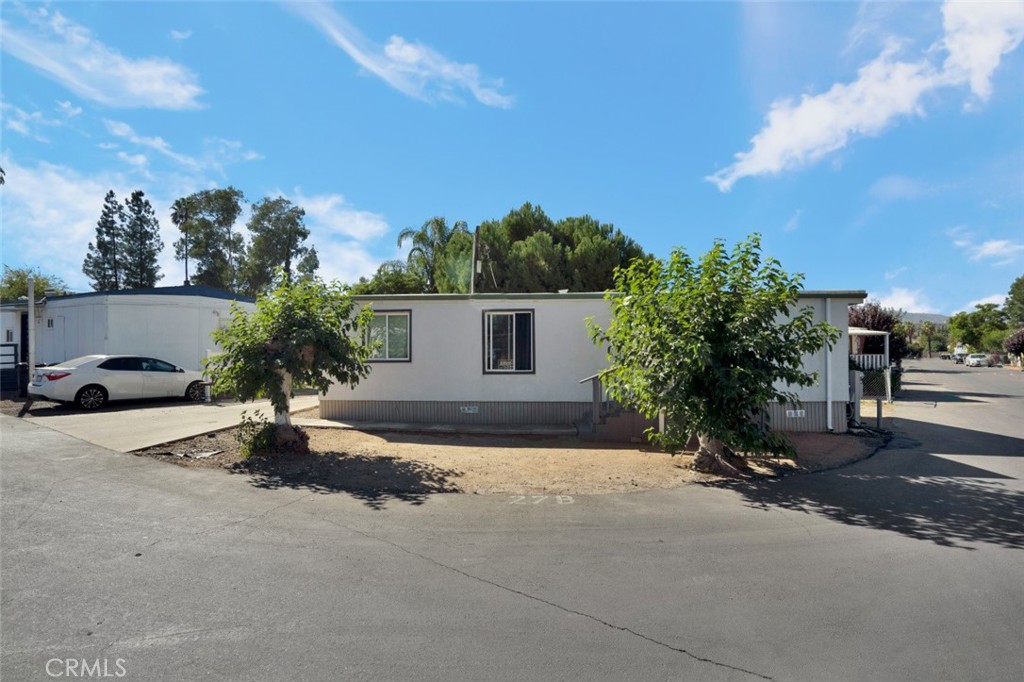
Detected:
left=82, top=190, right=125, bottom=291
left=121, top=190, right=164, bottom=289
left=239, top=196, right=318, bottom=296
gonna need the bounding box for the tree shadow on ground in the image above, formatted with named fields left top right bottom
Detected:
left=231, top=450, right=464, bottom=510
left=896, top=389, right=1018, bottom=404
left=709, top=421, right=1024, bottom=550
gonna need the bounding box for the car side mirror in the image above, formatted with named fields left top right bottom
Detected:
left=177, top=368, right=185, bottom=373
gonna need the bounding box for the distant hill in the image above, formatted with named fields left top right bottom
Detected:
left=903, top=312, right=950, bottom=325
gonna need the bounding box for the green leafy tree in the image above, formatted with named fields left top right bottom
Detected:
left=434, top=230, right=475, bottom=293
left=0, top=266, right=69, bottom=301
left=121, top=190, right=164, bottom=289
left=1003, top=328, right=1024, bottom=365
left=349, top=261, right=427, bottom=295
left=475, top=204, right=648, bottom=293
left=980, top=328, right=1010, bottom=353
left=589, top=234, right=840, bottom=476
left=397, top=217, right=468, bottom=293
left=206, top=275, right=374, bottom=433
left=239, top=196, right=319, bottom=296
left=172, top=187, right=245, bottom=291
left=849, top=301, right=908, bottom=362
left=82, top=190, right=125, bottom=291
left=949, top=303, right=1007, bottom=350
left=1004, top=275, right=1024, bottom=328
left=556, top=215, right=647, bottom=292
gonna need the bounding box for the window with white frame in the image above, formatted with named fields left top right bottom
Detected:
left=367, top=311, right=411, bottom=361
left=484, top=310, right=534, bottom=373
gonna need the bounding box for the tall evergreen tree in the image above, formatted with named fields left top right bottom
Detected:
left=172, top=187, right=245, bottom=291
left=1005, top=274, right=1024, bottom=328
left=121, top=190, right=164, bottom=289
left=239, top=196, right=319, bottom=296
left=82, top=190, right=125, bottom=291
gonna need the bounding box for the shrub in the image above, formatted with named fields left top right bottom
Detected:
left=236, top=410, right=276, bottom=459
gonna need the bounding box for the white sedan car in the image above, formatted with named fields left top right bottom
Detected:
left=965, top=353, right=993, bottom=367
left=29, top=355, right=206, bottom=410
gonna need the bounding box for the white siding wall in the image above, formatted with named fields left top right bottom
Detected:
left=1, top=311, right=20, bottom=347
left=772, top=296, right=859, bottom=403
left=325, top=296, right=612, bottom=403
left=327, top=293, right=861, bottom=409
left=33, top=295, right=255, bottom=370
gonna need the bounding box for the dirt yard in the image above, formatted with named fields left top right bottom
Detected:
left=2, top=395, right=887, bottom=497
left=131, top=423, right=886, bottom=496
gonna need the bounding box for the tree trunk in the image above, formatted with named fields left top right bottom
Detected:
left=692, top=433, right=750, bottom=477
left=275, top=369, right=292, bottom=427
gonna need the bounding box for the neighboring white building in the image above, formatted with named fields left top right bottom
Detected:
left=323, top=290, right=867, bottom=434
left=1, top=285, right=255, bottom=373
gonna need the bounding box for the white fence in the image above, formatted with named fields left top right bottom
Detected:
left=851, top=353, right=888, bottom=370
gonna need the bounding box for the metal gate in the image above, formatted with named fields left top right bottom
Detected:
left=0, top=343, right=18, bottom=392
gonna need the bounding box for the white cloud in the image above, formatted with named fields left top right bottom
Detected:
left=1, top=101, right=61, bottom=141
left=869, top=174, right=933, bottom=201
left=290, top=189, right=390, bottom=242
left=1, top=5, right=203, bottom=109
left=288, top=2, right=513, bottom=108
left=884, top=266, right=908, bottom=280
left=56, top=100, right=82, bottom=117
left=948, top=227, right=1024, bottom=265
left=964, top=293, right=1006, bottom=310
left=312, top=240, right=383, bottom=286
left=941, top=0, right=1024, bottom=104
left=104, top=118, right=201, bottom=170
left=967, top=239, right=1024, bottom=263
left=709, top=0, right=1024, bottom=191
left=868, top=287, right=938, bottom=313
left=117, top=151, right=149, bottom=168
left=782, top=209, right=801, bottom=232
left=170, top=29, right=192, bottom=41
left=0, top=158, right=122, bottom=290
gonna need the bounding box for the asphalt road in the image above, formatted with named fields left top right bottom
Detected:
left=2, top=358, right=1021, bottom=682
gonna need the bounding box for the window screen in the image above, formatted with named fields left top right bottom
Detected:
left=368, top=312, right=411, bottom=361
left=484, top=311, right=533, bottom=373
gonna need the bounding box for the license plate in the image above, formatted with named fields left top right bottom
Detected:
left=33, top=372, right=43, bottom=383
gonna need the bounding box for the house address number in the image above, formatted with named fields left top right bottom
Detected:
left=508, top=495, right=573, bottom=505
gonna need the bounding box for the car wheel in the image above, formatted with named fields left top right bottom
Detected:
left=75, top=385, right=107, bottom=410
left=185, top=381, right=205, bottom=402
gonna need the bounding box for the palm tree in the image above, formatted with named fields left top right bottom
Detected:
left=920, top=321, right=936, bottom=358
left=396, top=217, right=468, bottom=293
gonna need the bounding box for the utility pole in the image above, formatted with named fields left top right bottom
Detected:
left=27, top=275, right=35, bottom=376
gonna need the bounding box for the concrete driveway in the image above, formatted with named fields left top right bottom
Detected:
left=2, top=358, right=1022, bottom=681
left=21, top=394, right=319, bottom=451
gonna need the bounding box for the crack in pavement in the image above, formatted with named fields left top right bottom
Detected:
left=324, top=518, right=774, bottom=681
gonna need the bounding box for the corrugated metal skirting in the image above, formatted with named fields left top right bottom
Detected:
left=763, top=402, right=848, bottom=433
left=321, top=400, right=591, bottom=425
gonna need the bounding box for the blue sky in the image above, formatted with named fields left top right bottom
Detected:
left=2, top=0, right=1022, bottom=315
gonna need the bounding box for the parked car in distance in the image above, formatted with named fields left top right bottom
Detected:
left=29, top=355, right=206, bottom=410
left=965, top=353, right=993, bottom=368
left=953, top=353, right=966, bottom=364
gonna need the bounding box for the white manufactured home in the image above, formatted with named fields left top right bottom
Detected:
left=322, top=290, right=867, bottom=434
left=1, top=285, right=255, bottom=373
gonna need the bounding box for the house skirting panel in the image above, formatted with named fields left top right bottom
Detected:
left=320, top=400, right=591, bottom=425
left=763, top=401, right=848, bottom=433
